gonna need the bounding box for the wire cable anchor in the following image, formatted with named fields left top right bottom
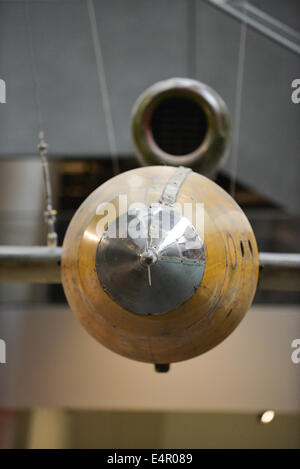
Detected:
left=38, top=131, right=58, bottom=248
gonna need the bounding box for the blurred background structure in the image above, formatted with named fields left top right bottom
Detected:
left=0, top=0, right=299, bottom=448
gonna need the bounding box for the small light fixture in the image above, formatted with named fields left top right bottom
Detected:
left=259, top=410, right=275, bottom=424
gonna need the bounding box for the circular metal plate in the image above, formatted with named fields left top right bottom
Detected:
left=96, top=204, right=205, bottom=316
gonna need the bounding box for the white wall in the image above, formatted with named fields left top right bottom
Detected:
left=0, top=304, right=299, bottom=413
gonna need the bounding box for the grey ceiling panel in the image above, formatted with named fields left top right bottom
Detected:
left=0, top=0, right=188, bottom=157
left=0, top=0, right=299, bottom=213
left=0, top=0, right=108, bottom=156
left=196, top=1, right=300, bottom=214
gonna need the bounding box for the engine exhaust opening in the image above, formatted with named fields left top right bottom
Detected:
left=149, top=97, right=208, bottom=156
left=131, top=78, right=230, bottom=176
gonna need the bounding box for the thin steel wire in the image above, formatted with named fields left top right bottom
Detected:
left=24, top=0, right=57, bottom=246
left=87, top=0, right=120, bottom=175
left=230, top=3, right=248, bottom=198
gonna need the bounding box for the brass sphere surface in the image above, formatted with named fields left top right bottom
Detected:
left=62, top=166, right=258, bottom=364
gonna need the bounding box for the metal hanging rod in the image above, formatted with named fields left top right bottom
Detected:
left=204, top=0, right=300, bottom=56
left=0, top=246, right=300, bottom=292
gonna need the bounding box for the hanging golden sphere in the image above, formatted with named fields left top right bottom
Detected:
left=62, top=166, right=258, bottom=364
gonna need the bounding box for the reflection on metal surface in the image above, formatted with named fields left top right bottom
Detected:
left=159, top=166, right=192, bottom=205
left=96, top=205, right=205, bottom=315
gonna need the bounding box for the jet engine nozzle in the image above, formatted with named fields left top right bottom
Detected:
left=131, top=78, right=230, bottom=176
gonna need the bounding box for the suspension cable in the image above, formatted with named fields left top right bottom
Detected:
left=230, top=2, right=248, bottom=198
left=24, top=0, right=58, bottom=247
left=87, top=0, right=120, bottom=175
